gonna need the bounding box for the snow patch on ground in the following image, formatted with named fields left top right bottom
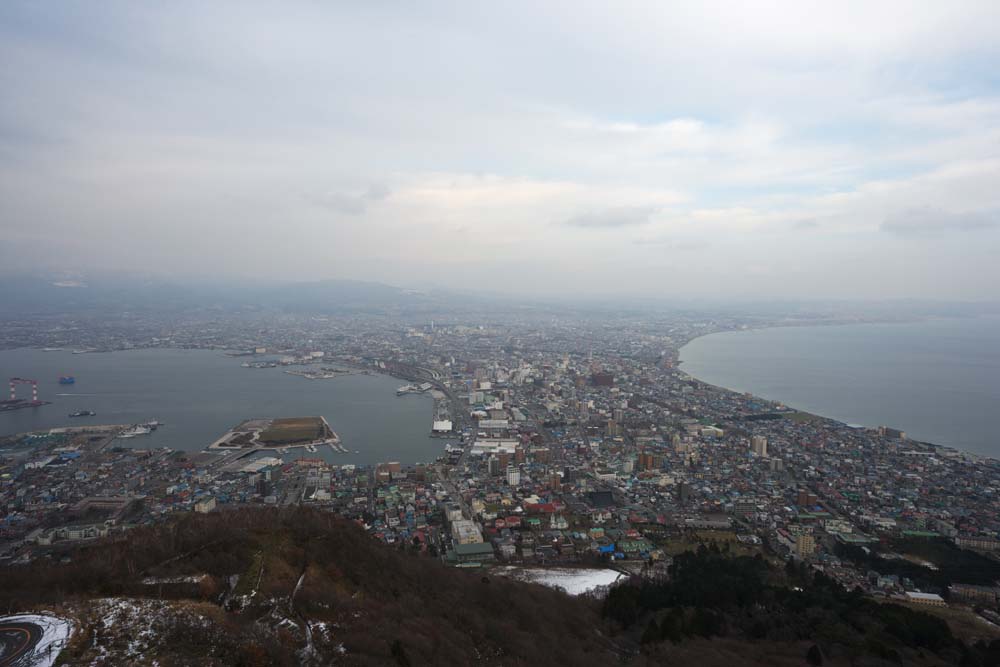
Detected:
left=495, top=567, right=625, bottom=596
left=90, top=597, right=213, bottom=663
left=308, top=621, right=331, bottom=642
left=141, top=575, right=208, bottom=585
left=0, top=613, right=73, bottom=667
left=276, top=617, right=299, bottom=630
left=292, top=572, right=306, bottom=601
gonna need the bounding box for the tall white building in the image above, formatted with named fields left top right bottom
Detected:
left=506, top=465, right=521, bottom=487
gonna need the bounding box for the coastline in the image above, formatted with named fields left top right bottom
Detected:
left=0, top=348, right=449, bottom=464
left=676, top=318, right=995, bottom=462
left=6, top=320, right=992, bottom=461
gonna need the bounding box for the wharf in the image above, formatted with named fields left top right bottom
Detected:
left=207, top=416, right=352, bottom=468
left=0, top=400, right=52, bottom=412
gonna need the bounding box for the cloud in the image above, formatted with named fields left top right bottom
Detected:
left=564, top=206, right=657, bottom=229
left=1, top=3, right=1000, bottom=298
left=308, top=184, right=391, bottom=215
left=364, top=183, right=391, bottom=202
left=881, top=206, right=998, bottom=236
left=632, top=236, right=710, bottom=251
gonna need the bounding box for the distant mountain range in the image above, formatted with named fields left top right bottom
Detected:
left=1, top=273, right=997, bottom=320
left=0, top=276, right=450, bottom=316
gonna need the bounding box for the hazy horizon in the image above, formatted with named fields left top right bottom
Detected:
left=2, top=2, right=1000, bottom=300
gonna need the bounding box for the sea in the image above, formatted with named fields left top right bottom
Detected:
left=0, top=348, right=453, bottom=465
left=679, top=316, right=1000, bottom=457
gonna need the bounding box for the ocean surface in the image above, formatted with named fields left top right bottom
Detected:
left=680, top=317, right=1000, bottom=457
left=0, top=348, right=453, bottom=465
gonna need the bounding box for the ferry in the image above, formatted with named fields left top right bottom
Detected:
left=68, top=410, right=96, bottom=417
left=118, top=425, right=153, bottom=438
left=397, top=384, right=419, bottom=396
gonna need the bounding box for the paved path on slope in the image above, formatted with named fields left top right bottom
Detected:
left=0, top=621, right=41, bottom=667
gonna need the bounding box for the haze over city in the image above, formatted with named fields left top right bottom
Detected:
left=2, top=1, right=1000, bottom=299
left=6, top=4, right=1000, bottom=666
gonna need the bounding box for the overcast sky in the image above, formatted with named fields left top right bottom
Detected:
left=2, top=1, right=1000, bottom=299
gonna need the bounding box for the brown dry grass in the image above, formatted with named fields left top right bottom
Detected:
left=257, top=417, right=323, bottom=444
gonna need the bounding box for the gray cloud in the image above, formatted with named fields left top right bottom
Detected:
left=564, top=205, right=657, bottom=229
left=364, top=183, right=391, bottom=202
left=309, top=184, right=391, bottom=215
left=793, top=219, right=819, bottom=230
left=881, top=206, right=998, bottom=236
left=632, top=236, right=710, bottom=251
left=1, top=3, right=1000, bottom=299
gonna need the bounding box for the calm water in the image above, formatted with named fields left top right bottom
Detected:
left=680, top=317, right=1000, bottom=456
left=0, top=348, right=451, bottom=465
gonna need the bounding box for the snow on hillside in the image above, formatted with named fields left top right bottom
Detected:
left=87, top=597, right=218, bottom=663
left=495, top=567, right=625, bottom=596
left=0, top=613, right=73, bottom=667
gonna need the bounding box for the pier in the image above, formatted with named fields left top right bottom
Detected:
left=207, top=416, right=351, bottom=466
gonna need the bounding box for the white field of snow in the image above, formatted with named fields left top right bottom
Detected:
left=495, top=567, right=625, bottom=596
left=0, top=613, right=73, bottom=667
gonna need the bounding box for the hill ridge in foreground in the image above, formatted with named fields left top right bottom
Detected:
left=1, top=508, right=997, bottom=666
left=0, top=508, right=621, bottom=666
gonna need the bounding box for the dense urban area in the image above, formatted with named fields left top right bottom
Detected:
left=3, top=307, right=1000, bottom=664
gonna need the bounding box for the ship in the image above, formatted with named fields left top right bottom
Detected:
left=117, top=425, right=152, bottom=438
left=396, top=384, right=419, bottom=396
left=59, top=376, right=75, bottom=384
left=68, top=410, right=96, bottom=417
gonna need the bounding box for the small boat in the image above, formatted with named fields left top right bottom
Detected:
left=68, top=410, right=96, bottom=417
left=59, top=376, right=75, bottom=384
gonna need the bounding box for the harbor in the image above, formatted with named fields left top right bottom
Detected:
left=3, top=377, right=51, bottom=412
left=396, top=382, right=432, bottom=396
left=208, top=416, right=346, bottom=459
left=395, top=382, right=455, bottom=436
left=0, top=398, right=52, bottom=413
left=284, top=367, right=367, bottom=380
left=0, top=348, right=450, bottom=466
left=114, top=421, right=163, bottom=439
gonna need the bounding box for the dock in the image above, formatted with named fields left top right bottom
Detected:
left=206, top=416, right=354, bottom=464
